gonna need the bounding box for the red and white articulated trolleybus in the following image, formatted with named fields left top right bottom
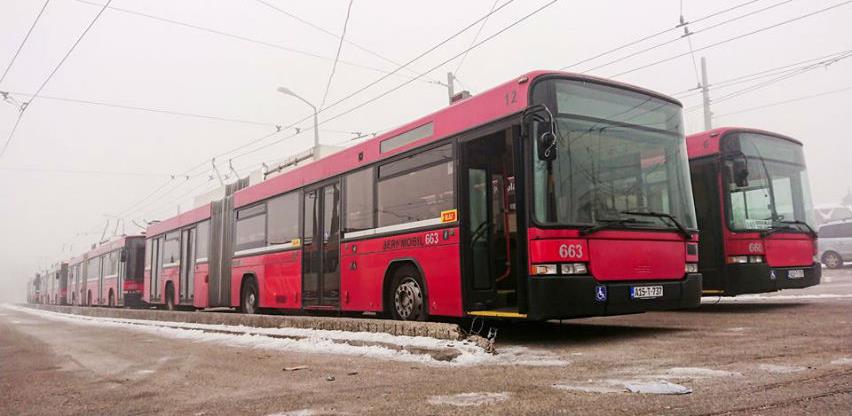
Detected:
left=687, top=127, right=820, bottom=296
left=67, top=254, right=86, bottom=306
left=80, top=236, right=147, bottom=307
left=144, top=70, right=702, bottom=320
left=41, top=264, right=67, bottom=305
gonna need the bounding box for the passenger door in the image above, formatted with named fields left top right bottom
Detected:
left=302, top=181, right=342, bottom=308
left=180, top=227, right=196, bottom=304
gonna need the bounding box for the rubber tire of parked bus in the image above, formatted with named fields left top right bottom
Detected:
left=165, top=283, right=175, bottom=311
left=388, top=265, right=428, bottom=321
left=240, top=277, right=259, bottom=315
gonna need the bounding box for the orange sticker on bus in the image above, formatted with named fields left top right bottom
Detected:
left=440, top=209, right=458, bottom=223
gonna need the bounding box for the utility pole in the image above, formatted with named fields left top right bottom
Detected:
left=446, top=72, right=455, bottom=104
left=701, top=57, right=712, bottom=130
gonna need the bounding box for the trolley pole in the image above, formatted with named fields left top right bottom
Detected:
left=701, top=57, right=712, bottom=130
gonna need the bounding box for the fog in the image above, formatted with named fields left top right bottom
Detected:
left=1, top=0, right=850, bottom=302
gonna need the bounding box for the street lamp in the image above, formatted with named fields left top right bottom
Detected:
left=277, top=87, right=320, bottom=160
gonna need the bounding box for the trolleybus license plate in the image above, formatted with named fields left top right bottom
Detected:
left=788, top=269, right=804, bottom=279
left=631, top=285, right=663, bottom=299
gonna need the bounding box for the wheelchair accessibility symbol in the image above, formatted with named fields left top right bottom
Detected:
left=769, top=270, right=777, bottom=280
left=595, top=285, right=608, bottom=302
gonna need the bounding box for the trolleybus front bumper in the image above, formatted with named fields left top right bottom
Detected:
left=526, top=273, right=702, bottom=321
left=707, top=262, right=821, bottom=296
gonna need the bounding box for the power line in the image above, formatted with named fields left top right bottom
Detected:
left=609, top=1, right=852, bottom=78
left=3, top=91, right=278, bottom=127
left=454, top=0, right=501, bottom=76
left=252, top=0, right=435, bottom=83
left=231, top=0, right=559, bottom=161
left=320, top=0, right=355, bottom=109
left=582, top=0, right=794, bottom=75
left=714, top=85, right=852, bottom=118
left=0, top=0, right=52, bottom=86
left=72, top=0, right=436, bottom=86
left=1, top=0, right=112, bottom=160
left=558, top=0, right=765, bottom=71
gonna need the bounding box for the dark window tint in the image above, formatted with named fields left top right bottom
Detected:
left=163, top=232, right=181, bottom=264
left=238, top=204, right=265, bottom=219
left=267, top=193, right=300, bottom=244
left=236, top=213, right=266, bottom=251
left=378, top=147, right=455, bottom=227
left=379, top=144, right=453, bottom=179
left=345, top=168, right=375, bottom=232
left=196, top=220, right=210, bottom=259
left=304, top=190, right=318, bottom=244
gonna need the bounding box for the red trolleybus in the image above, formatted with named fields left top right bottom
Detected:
left=67, top=254, right=86, bottom=305
left=81, top=236, right=147, bottom=306
left=144, top=71, right=701, bottom=320
left=687, top=127, right=820, bottom=296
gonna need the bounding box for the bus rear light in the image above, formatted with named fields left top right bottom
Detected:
left=685, top=263, right=698, bottom=273
left=727, top=256, right=749, bottom=264
left=530, top=264, right=558, bottom=276
left=561, top=263, right=588, bottom=275
left=727, top=255, right=764, bottom=264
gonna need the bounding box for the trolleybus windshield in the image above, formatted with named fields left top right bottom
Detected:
left=722, top=132, right=815, bottom=233
left=531, top=79, right=696, bottom=232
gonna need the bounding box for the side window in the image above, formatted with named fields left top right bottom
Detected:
left=267, top=193, right=300, bottom=244
left=345, top=168, right=375, bottom=232
left=236, top=204, right=267, bottom=251
left=145, top=238, right=153, bottom=270
left=196, top=220, right=210, bottom=259
left=377, top=144, right=454, bottom=227
left=842, top=223, right=852, bottom=238
left=163, top=232, right=181, bottom=265
left=820, top=225, right=839, bottom=239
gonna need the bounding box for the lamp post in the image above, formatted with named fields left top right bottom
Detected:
left=277, top=87, right=320, bottom=160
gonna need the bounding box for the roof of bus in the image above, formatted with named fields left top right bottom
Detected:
left=686, top=126, right=802, bottom=159
left=146, top=70, right=680, bottom=233
left=80, top=235, right=144, bottom=259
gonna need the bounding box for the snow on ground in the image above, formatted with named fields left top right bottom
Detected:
left=664, top=367, right=743, bottom=379
left=623, top=380, right=692, bottom=395
left=758, top=364, right=806, bottom=374
left=831, top=357, right=852, bottom=365
left=704, top=294, right=852, bottom=303
left=552, top=379, right=691, bottom=395
left=427, top=392, right=510, bottom=407
left=4, top=305, right=569, bottom=367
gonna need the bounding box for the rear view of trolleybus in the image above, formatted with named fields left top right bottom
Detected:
left=687, top=128, right=820, bottom=296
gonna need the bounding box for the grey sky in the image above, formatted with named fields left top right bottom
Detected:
left=1, top=0, right=850, bottom=302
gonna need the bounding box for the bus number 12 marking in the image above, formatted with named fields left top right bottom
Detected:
left=505, top=90, right=517, bottom=106
left=559, top=243, right=582, bottom=259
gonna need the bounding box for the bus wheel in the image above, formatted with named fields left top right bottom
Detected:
left=108, top=291, right=115, bottom=307
left=241, top=279, right=258, bottom=315
left=390, top=266, right=427, bottom=321
left=165, top=283, right=175, bottom=311
left=87, top=291, right=92, bottom=306
left=822, top=251, right=843, bottom=269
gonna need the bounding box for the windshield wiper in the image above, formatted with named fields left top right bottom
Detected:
left=621, top=211, right=693, bottom=239
left=580, top=217, right=652, bottom=236
left=761, top=220, right=817, bottom=238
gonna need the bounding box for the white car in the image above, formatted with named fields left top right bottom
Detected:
left=818, top=219, right=852, bottom=269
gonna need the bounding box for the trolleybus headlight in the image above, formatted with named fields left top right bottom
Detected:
left=561, top=263, right=588, bottom=275
left=726, top=256, right=749, bottom=264
left=748, top=256, right=764, bottom=263
left=530, top=264, right=558, bottom=276
left=685, top=263, right=698, bottom=273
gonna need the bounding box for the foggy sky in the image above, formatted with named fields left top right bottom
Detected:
left=1, top=0, right=850, bottom=302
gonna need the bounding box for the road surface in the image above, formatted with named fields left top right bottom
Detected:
left=2, top=268, right=851, bottom=415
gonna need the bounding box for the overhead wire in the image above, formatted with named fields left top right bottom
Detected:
left=609, top=0, right=852, bottom=78
left=454, top=0, right=501, bottom=76
left=0, top=0, right=52, bottom=86
left=319, top=0, right=355, bottom=109
left=714, top=85, right=852, bottom=118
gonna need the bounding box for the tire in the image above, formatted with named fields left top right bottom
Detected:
left=389, top=265, right=428, bottom=321
left=165, top=283, right=175, bottom=311
left=87, top=291, right=92, bottom=306
left=822, top=251, right=843, bottom=269
left=241, top=278, right=258, bottom=315
left=108, top=291, right=115, bottom=307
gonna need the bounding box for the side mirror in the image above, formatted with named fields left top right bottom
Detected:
left=120, top=248, right=127, bottom=263
left=733, top=159, right=749, bottom=187
left=522, top=104, right=557, bottom=162
left=537, top=130, right=557, bottom=161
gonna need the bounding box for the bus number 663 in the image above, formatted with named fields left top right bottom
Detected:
left=424, top=232, right=440, bottom=245
left=559, top=243, right=582, bottom=259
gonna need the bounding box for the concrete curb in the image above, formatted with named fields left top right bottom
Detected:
left=27, top=304, right=468, bottom=341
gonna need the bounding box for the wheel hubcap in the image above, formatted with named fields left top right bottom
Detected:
left=394, top=277, right=423, bottom=320
left=246, top=291, right=256, bottom=313
left=827, top=254, right=840, bottom=267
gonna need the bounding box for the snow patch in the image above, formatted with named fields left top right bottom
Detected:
left=665, top=367, right=742, bottom=378
left=3, top=305, right=565, bottom=368
left=623, top=380, right=692, bottom=395
left=427, top=392, right=510, bottom=407
left=831, top=357, right=852, bottom=366
left=135, top=369, right=155, bottom=375
left=552, top=383, right=625, bottom=394
left=727, top=327, right=750, bottom=332
left=267, top=410, right=316, bottom=416
left=758, top=364, right=806, bottom=374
